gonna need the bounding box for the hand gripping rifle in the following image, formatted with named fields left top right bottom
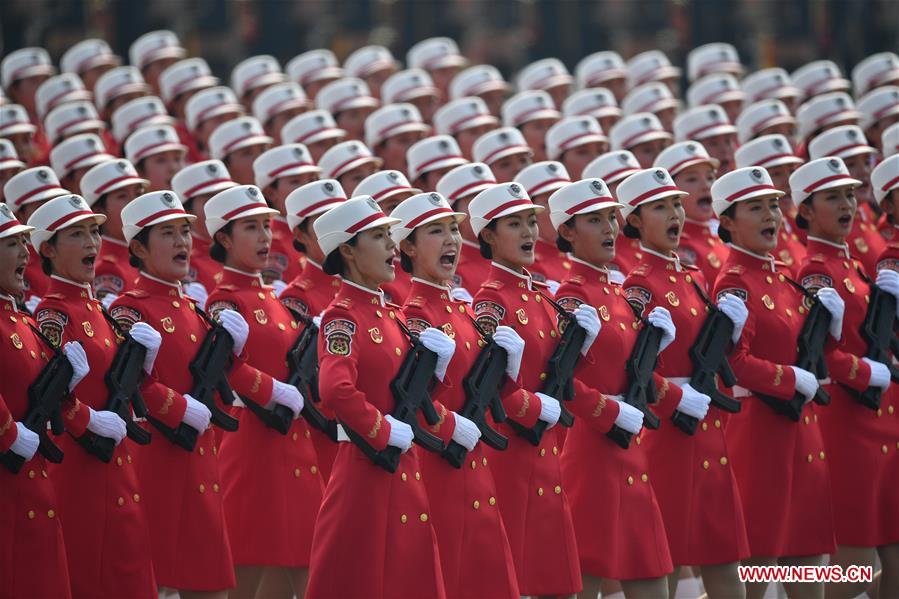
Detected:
left=284, top=307, right=339, bottom=442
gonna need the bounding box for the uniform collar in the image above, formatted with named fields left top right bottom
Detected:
left=49, top=274, right=96, bottom=300
left=568, top=255, right=612, bottom=283
left=461, top=239, right=479, bottom=249
left=340, top=277, right=387, bottom=307
left=490, top=261, right=534, bottom=290
left=727, top=243, right=778, bottom=272
left=101, top=235, right=127, bottom=247
left=221, top=265, right=267, bottom=288
left=410, top=276, right=453, bottom=295
left=806, top=235, right=852, bottom=259
left=639, top=244, right=683, bottom=272
left=137, top=271, right=184, bottom=297
left=0, top=293, right=19, bottom=314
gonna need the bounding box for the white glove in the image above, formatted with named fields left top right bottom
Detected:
left=86, top=407, right=127, bottom=444
left=449, top=287, right=474, bottom=304
left=612, top=398, right=644, bottom=434
left=546, top=279, right=561, bottom=296
left=863, top=358, right=891, bottom=389
left=25, top=295, right=41, bottom=314
left=647, top=306, right=676, bottom=352
left=419, top=327, right=456, bottom=382
left=129, top=321, right=161, bottom=374
left=267, top=379, right=304, bottom=418
left=790, top=366, right=820, bottom=404
left=816, top=287, right=844, bottom=341
left=451, top=412, right=482, bottom=450
left=385, top=414, right=413, bottom=452
left=676, top=383, right=711, bottom=420
left=9, top=422, right=39, bottom=461
left=62, top=341, right=89, bottom=392
left=184, top=282, right=208, bottom=310
left=101, top=293, right=118, bottom=311
left=492, top=325, right=524, bottom=381
left=717, top=293, right=748, bottom=344
left=536, top=392, right=561, bottom=428
left=876, top=269, right=899, bottom=318
left=573, top=304, right=601, bottom=356
left=218, top=309, right=249, bottom=356
left=182, top=394, right=212, bottom=431
left=312, top=314, right=322, bottom=329
left=272, top=280, right=288, bottom=298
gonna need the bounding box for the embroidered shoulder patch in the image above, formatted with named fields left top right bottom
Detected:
left=324, top=318, right=356, bottom=356
left=877, top=258, right=899, bottom=272
left=679, top=246, right=698, bottom=265
left=623, top=286, right=652, bottom=316
left=94, top=274, right=125, bottom=298
left=405, top=317, right=432, bottom=334
left=36, top=308, right=68, bottom=347
left=208, top=299, right=239, bottom=320
left=280, top=296, right=309, bottom=317
left=555, top=296, right=583, bottom=332
left=716, top=288, right=749, bottom=302
left=480, top=279, right=503, bottom=291
left=109, top=305, right=142, bottom=333
left=473, top=300, right=505, bottom=335
left=801, top=273, right=833, bottom=293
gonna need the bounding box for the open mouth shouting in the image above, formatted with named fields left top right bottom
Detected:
left=439, top=250, right=457, bottom=268
left=760, top=225, right=777, bottom=242
left=666, top=223, right=681, bottom=242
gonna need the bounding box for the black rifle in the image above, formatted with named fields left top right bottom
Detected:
left=0, top=326, right=71, bottom=474
left=341, top=321, right=445, bottom=473
left=607, top=312, right=663, bottom=449
left=442, top=315, right=508, bottom=468
left=755, top=278, right=831, bottom=421
left=671, top=282, right=741, bottom=435
left=284, top=307, right=339, bottom=442
left=508, top=292, right=580, bottom=446
left=76, top=313, right=151, bottom=462
left=144, top=307, right=240, bottom=451
left=844, top=271, right=899, bottom=409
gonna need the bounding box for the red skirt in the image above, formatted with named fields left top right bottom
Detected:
left=137, top=426, right=235, bottom=591
left=643, top=406, right=749, bottom=566
left=726, top=397, right=836, bottom=558
left=561, top=423, right=673, bottom=580
left=50, top=437, right=156, bottom=599
left=310, top=427, right=339, bottom=483
left=486, top=424, right=581, bottom=596
left=218, top=407, right=323, bottom=567
left=818, top=383, right=899, bottom=547
left=307, top=443, right=446, bottom=599
left=418, top=444, right=519, bottom=598
left=0, top=455, right=71, bottom=599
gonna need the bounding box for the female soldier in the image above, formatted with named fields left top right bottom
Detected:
left=202, top=185, right=321, bottom=599
left=28, top=194, right=157, bottom=598
left=619, top=168, right=750, bottom=598
left=790, top=157, right=898, bottom=599
left=711, top=167, right=841, bottom=599
left=468, top=182, right=603, bottom=597
left=306, top=196, right=454, bottom=598
left=391, top=191, right=520, bottom=598
left=549, top=178, right=675, bottom=599
left=0, top=203, right=91, bottom=599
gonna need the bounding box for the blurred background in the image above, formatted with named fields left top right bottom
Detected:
left=2, top=0, right=897, bottom=80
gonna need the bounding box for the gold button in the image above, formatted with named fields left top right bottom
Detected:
left=766, top=276, right=773, bottom=284
left=465, top=341, right=471, bottom=350
left=627, top=476, right=634, bottom=485
left=133, top=494, right=140, bottom=502
left=778, top=274, right=786, bottom=282
left=798, top=306, right=805, bottom=315
left=521, top=294, right=528, bottom=301
left=291, top=321, right=298, bottom=329
left=489, top=496, right=496, bottom=505
left=415, top=471, right=421, bottom=480
left=117, top=497, right=125, bottom=506
left=199, top=484, right=206, bottom=493
left=550, top=330, right=557, bottom=338
left=292, top=432, right=298, bottom=441
left=786, top=308, right=792, bottom=317
left=701, top=422, right=708, bottom=431
left=877, top=408, right=883, bottom=417
left=199, top=447, right=205, bottom=456
left=615, top=288, right=621, bottom=295
left=714, top=419, right=721, bottom=428
left=537, top=487, right=544, bottom=496
left=540, top=448, right=546, bottom=456
left=29, top=350, right=36, bottom=359
left=807, top=454, right=814, bottom=463
left=401, top=514, right=408, bottom=524
left=819, top=451, right=825, bottom=460
left=641, top=473, right=649, bottom=482
left=445, top=306, right=452, bottom=313
left=277, top=323, right=285, bottom=331
left=27, top=510, right=35, bottom=519
left=719, top=456, right=728, bottom=466
left=889, top=406, right=895, bottom=414
left=473, top=500, right=480, bottom=510
left=401, top=472, right=408, bottom=481
left=690, top=307, right=698, bottom=316
left=311, top=466, right=318, bottom=475
left=668, top=275, right=676, bottom=283
left=41, top=470, right=47, bottom=478
left=538, top=330, right=545, bottom=339
left=190, top=333, right=197, bottom=342
left=619, top=323, right=626, bottom=330
left=8, top=315, right=16, bottom=322
left=883, top=445, right=889, bottom=454
left=420, top=513, right=428, bottom=522
left=86, top=303, right=93, bottom=311
left=470, top=460, right=477, bottom=469
left=685, top=275, right=693, bottom=283
left=127, top=455, right=132, bottom=463
left=482, top=457, right=488, bottom=466
left=552, top=446, right=558, bottom=455
left=804, top=415, right=810, bottom=424
left=173, top=300, right=182, bottom=308
left=104, top=339, right=111, bottom=347
left=703, top=460, right=710, bottom=469
left=28, top=470, right=35, bottom=479
left=603, top=287, right=610, bottom=295
left=635, top=436, right=641, bottom=445
left=554, top=485, right=562, bottom=494
left=305, top=429, right=311, bottom=439
left=213, top=483, right=220, bottom=492
left=40, top=352, right=46, bottom=360
left=478, top=339, right=486, bottom=347
left=257, top=293, right=265, bottom=300
left=539, top=372, right=547, bottom=380
left=293, top=467, right=302, bottom=477
left=535, top=294, right=542, bottom=302
left=376, top=310, right=383, bottom=317
left=395, top=347, right=402, bottom=356
left=212, top=446, right=217, bottom=455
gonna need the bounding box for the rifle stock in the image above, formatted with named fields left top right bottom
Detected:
left=608, top=321, right=662, bottom=449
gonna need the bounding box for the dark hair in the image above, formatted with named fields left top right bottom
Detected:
left=135, top=158, right=147, bottom=175
left=555, top=216, right=574, bottom=252
left=210, top=221, right=234, bottom=263
left=478, top=220, right=498, bottom=259
left=886, top=190, right=896, bottom=224
left=322, top=234, right=358, bottom=276
left=622, top=205, right=641, bottom=239
left=794, top=197, right=812, bottom=230
left=127, top=227, right=152, bottom=269
left=39, top=236, right=58, bottom=276
left=717, top=204, right=737, bottom=243
left=398, top=229, right=418, bottom=273
left=292, top=219, right=310, bottom=254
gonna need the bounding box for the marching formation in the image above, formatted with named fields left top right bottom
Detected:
left=2, top=31, right=899, bottom=599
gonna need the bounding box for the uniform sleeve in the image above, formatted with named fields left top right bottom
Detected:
left=403, top=309, right=456, bottom=443
left=110, top=298, right=189, bottom=428
left=472, top=286, right=545, bottom=427
left=798, top=266, right=872, bottom=391
left=0, top=394, right=17, bottom=453
left=318, top=308, right=392, bottom=451
left=714, top=277, right=798, bottom=400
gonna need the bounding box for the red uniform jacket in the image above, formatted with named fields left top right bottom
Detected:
left=677, top=219, right=729, bottom=285
left=263, top=217, right=305, bottom=284
left=94, top=236, right=139, bottom=300
left=186, top=234, right=223, bottom=293
left=453, top=240, right=492, bottom=296
left=847, top=202, right=888, bottom=274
